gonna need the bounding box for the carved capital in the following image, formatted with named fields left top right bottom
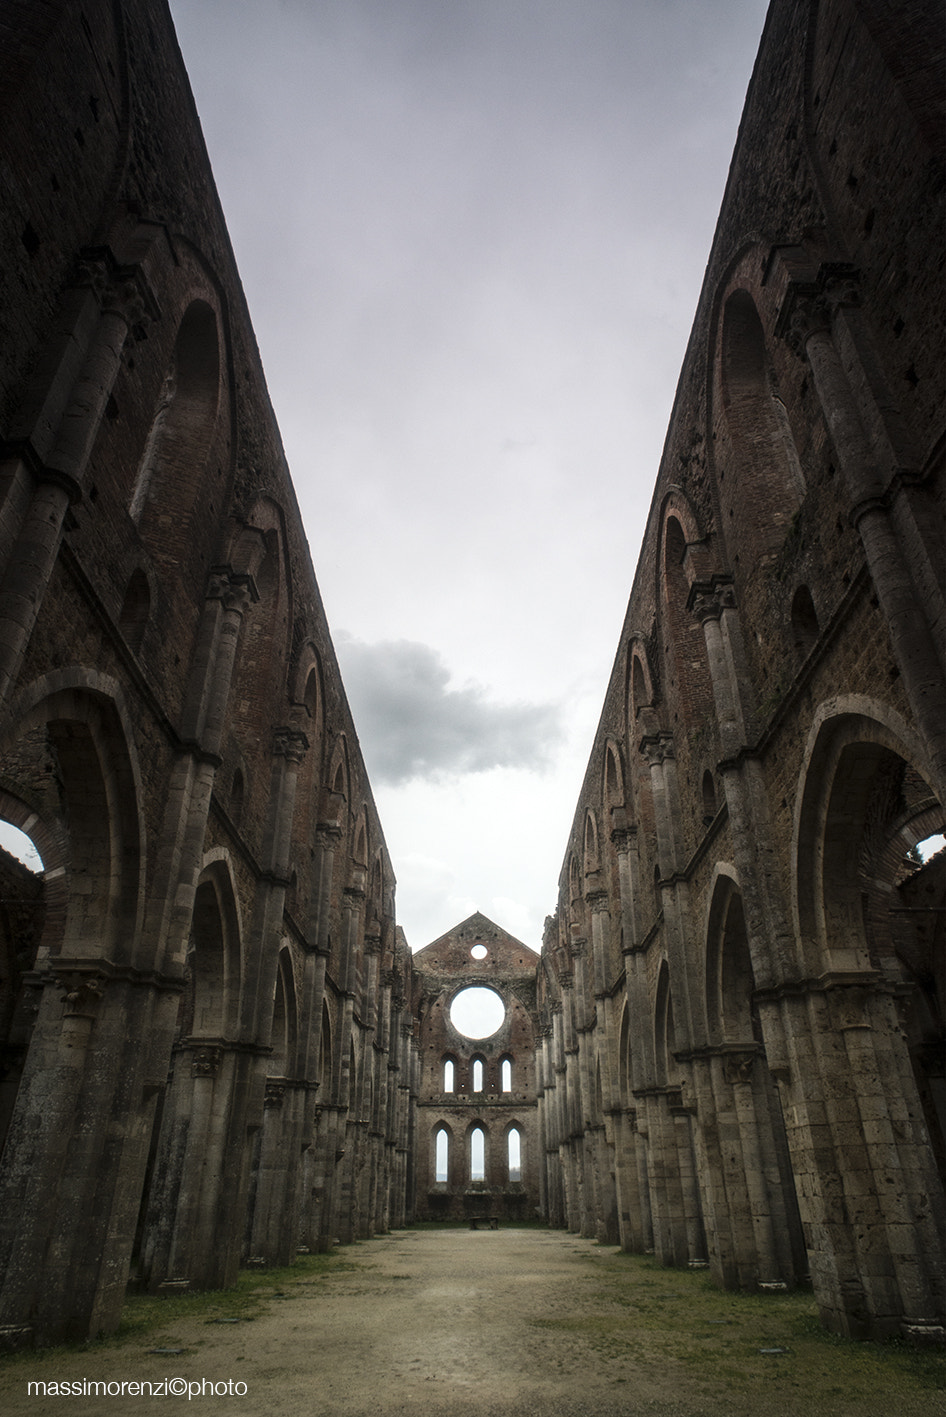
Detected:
left=264, top=1082, right=286, bottom=1109
left=776, top=264, right=859, bottom=358
left=641, top=732, right=674, bottom=768
left=207, top=566, right=258, bottom=613
left=723, top=1051, right=756, bottom=1087
left=75, top=249, right=160, bottom=334
left=55, top=970, right=106, bottom=1017
left=191, top=1044, right=223, bottom=1077
left=690, top=581, right=736, bottom=624
left=273, top=726, right=309, bottom=764
left=586, top=890, right=610, bottom=916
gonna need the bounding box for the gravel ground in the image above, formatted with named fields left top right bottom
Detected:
left=0, top=1228, right=941, bottom=1417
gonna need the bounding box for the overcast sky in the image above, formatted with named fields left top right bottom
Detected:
left=167, top=0, right=770, bottom=952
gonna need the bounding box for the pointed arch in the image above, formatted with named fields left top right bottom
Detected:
left=716, top=285, right=805, bottom=568
left=0, top=673, right=145, bottom=968
left=654, top=959, right=678, bottom=1087
left=131, top=299, right=221, bottom=544
left=583, top=810, right=599, bottom=877
left=704, top=868, right=757, bottom=1046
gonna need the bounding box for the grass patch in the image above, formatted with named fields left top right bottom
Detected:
left=533, top=1249, right=945, bottom=1409
left=0, top=1250, right=355, bottom=1366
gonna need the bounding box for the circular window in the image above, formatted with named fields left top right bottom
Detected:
left=470, top=944, right=488, bottom=960
left=449, top=986, right=505, bottom=1040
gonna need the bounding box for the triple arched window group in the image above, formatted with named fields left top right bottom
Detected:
left=434, top=1124, right=522, bottom=1184
left=442, top=1055, right=513, bottom=1093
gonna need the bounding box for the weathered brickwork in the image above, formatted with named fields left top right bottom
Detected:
left=536, top=0, right=945, bottom=1343
left=0, top=0, right=418, bottom=1347
left=0, top=0, right=941, bottom=1352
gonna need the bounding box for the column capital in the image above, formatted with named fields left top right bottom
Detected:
left=75, top=246, right=161, bottom=334
left=586, top=889, right=610, bottom=916
left=54, top=969, right=107, bottom=1017
left=640, top=732, right=674, bottom=767
left=273, top=726, right=309, bottom=763
left=774, top=262, right=860, bottom=357
left=688, top=576, right=736, bottom=622
left=206, top=565, right=259, bottom=612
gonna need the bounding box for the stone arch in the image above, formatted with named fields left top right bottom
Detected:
left=326, top=737, right=351, bottom=813
left=704, top=868, right=756, bottom=1047
left=504, top=1120, right=523, bottom=1181
left=291, top=646, right=324, bottom=759
left=433, top=1121, right=452, bottom=1184
left=794, top=696, right=940, bottom=975
left=654, top=959, right=678, bottom=1087
left=794, top=698, right=945, bottom=1181
left=228, top=499, right=293, bottom=730
left=716, top=286, right=805, bottom=568
left=626, top=636, right=658, bottom=727
left=657, top=501, right=716, bottom=734
left=269, top=946, right=298, bottom=1079
left=582, top=810, right=599, bottom=877
left=618, top=1000, right=632, bottom=1103
left=179, top=855, right=243, bottom=1041
left=352, top=810, right=368, bottom=868
left=0, top=673, right=145, bottom=969
left=467, top=1119, right=487, bottom=1181
left=603, top=739, right=625, bottom=812
left=130, top=299, right=221, bottom=540
left=567, top=852, right=580, bottom=907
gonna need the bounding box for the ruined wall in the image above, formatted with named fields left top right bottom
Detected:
left=537, top=0, right=945, bottom=1342
left=0, top=0, right=417, bottom=1346
left=412, top=914, right=540, bottom=1222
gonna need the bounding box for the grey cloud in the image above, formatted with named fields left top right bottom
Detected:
left=336, top=636, right=564, bottom=785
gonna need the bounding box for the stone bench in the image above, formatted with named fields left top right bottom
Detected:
left=468, top=1215, right=499, bottom=1230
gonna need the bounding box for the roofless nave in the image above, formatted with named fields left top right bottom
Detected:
left=0, top=0, right=942, bottom=1350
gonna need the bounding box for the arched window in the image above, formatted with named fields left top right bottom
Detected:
left=472, top=1058, right=484, bottom=1092
left=470, top=1126, right=485, bottom=1181
left=501, top=1058, right=512, bottom=1093
left=435, top=1127, right=449, bottom=1184
left=443, top=1058, right=454, bottom=1093
left=507, top=1127, right=521, bottom=1182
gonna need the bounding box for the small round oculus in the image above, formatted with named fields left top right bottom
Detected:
left=449, top=985, right=505, bottom=1040
left=470, top=944, right=488, bottom=960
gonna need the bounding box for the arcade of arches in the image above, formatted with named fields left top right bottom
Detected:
left=0, top=0, right=942, bottom=1350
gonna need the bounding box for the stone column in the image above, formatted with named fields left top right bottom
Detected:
left=327, top=881, right=364, bottom=1246
left=762, top=976, right=945, bottom=1338
left=0, top=964, right=179, bottom=1345
left=295, top=823, right=336, bottom=1252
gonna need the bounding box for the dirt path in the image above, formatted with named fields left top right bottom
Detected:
left=1, top=1229, right=941, bottom=1417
